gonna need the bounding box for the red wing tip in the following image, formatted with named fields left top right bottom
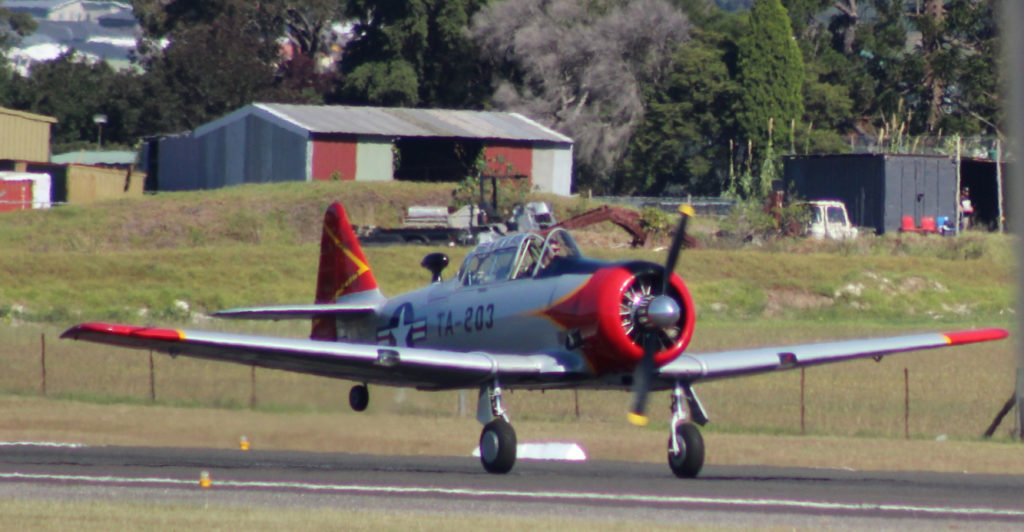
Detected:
left=943, top=328, right=1009, bottom=345
left=62, top=322, right=184, bottom=342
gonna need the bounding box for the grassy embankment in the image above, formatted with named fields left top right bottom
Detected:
left=0, top=181, right=1018, bottom=459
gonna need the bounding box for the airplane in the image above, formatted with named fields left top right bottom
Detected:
left=62, top=202, right=1009, bottom=478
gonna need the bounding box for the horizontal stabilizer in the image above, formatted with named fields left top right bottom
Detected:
left=213, top=289, right=385, bottom=321
left=213, top=304, right=376, bottom=321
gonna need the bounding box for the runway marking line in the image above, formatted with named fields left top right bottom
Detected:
left=1, top=471, right=1022, bottom=519
left=0, top=442, right=86, bottom=448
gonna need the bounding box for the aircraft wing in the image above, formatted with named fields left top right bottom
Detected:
left=212, top=289, right=386, bottom=320
left=61, top=323, right=577, bottom=390
left=655, top=328, right=1008, bottom=384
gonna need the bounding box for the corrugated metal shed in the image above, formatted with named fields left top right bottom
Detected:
left=195, top=103, right=573, bottom=144
left=784, top=154, right=958, bottom=235
left=0, top=107, right=57, bottom=162
left=150, top=104, right=574, bottom=195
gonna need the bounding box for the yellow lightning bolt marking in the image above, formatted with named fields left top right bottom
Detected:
left=324, top=221, right=371, bottom=299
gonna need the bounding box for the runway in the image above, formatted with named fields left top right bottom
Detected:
left=2, top=442, right=1023, bottom=529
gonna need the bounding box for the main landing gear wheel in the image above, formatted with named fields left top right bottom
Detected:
left=349, top=384, right=369, bottom=412
left=479, top=419, right=517, bottom=474
left=668, top=422, right=705, bottom=478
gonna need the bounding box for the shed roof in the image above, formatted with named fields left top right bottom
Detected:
left=193, top=103, right=573, bottom=145
left=0, top=106, right=58, bottom=124
left=51, top=150, right=137, bottom=165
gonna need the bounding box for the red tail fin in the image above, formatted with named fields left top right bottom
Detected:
left=312, top=202, right=378, bottom=340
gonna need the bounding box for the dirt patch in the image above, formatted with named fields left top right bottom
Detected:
left=763, top=288, right=834, bottom=317
left=897, top=275, right=948, bottom=294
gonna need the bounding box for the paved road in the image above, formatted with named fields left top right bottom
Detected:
left=1, top=443, right=1022, bottom=529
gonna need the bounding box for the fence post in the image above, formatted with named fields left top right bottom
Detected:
left=149, top=351, right=156, bottom=402
left=800, top=368, right=805, bottom=434
left=250, top=365, right=256, bottom=409
left=904, top=368, right=910, bottom=440
left=40, top=334, right=46, bottom=397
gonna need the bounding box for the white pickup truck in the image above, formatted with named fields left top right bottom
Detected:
left=802, top=200, right=858, bottom=240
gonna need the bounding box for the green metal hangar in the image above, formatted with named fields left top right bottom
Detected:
left=143, top=103, right=574, bottom=196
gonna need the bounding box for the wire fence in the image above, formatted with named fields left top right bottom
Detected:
left=3, top=330, right=1017, bottom=441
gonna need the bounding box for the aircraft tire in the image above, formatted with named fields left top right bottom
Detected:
left=667, top=422, right=704, bottom=478
left=349, top=384, right=369, bottom=412
left=479, top=419, right=517, bottom=474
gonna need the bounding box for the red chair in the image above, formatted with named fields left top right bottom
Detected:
left=920, top=216, right=937, bottom=233
left=900, top=215, right=918, bottom=232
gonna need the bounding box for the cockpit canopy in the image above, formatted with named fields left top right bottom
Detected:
left=457, top=228, right=581, bottom=286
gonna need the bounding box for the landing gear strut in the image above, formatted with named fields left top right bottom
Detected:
left=349, top=383, right=369, bottom=412
left=667, top=381, right=706, bottom=478
left=477, top=380, right=516, bottom=474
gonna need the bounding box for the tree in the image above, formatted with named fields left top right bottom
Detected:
left=0, top=4, right=36, bottom=50
left=337, top=0, right=490, bottom=108
left=830, top=0, right=861, bottom=55
left=734, top=0, right=805, bottom=184
left=133, top=0, right=342, bottom=111
left=0, top=4, right=37, bottom=104
left=138, top=13, right=292, bottom=132
left=6, top=51, right=145, bottom=150
left=134, top=0, right=347, bottom=66
left=132, top=0, right=341, bottom=134
left=471, top=0, right=691, bottom=192
left=617, top=28, right=739, bottom=195
left=906, top=0, right=1001, bottom=135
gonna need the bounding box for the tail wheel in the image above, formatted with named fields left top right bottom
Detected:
left=479, top=419, right=517, bottom=474
left=668, top=422, right=705, bottom=478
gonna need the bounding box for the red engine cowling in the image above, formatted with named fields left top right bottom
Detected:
left=544, top=265, right=695, bottom=375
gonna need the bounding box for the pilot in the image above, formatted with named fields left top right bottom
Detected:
left=540, top=238, right=562, bottom=269
left=514, top=243, right=540, bottom=279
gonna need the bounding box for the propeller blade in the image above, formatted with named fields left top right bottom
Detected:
left=661, top=205, right=695, bottom=294
left=631, top=205, right=694, bottom=426
left=628, top=332, right=659, bottom=426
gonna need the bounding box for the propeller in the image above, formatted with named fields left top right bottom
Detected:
left=628, top=205, right=694, bottom=426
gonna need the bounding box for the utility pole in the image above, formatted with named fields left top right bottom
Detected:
left=1007, top=1, right=1024, bottom=440
left=93, top=114, right=107, bottom=148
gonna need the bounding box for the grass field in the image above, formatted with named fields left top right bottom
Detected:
left=0, top=499, right=758, bottom=532
left=0, top=181, right=1017, bottom=442
left=0, top=181, right=1020, bottom=529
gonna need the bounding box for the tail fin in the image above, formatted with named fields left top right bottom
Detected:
left=312, top=202, right=378, bottom=340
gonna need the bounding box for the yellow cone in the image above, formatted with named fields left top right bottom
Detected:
left=199, top=470, right=211, bottom=489
left=239, top=435, right=250, bottom=451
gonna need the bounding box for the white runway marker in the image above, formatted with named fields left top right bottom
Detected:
left=0, top=442, right=86, bottom=448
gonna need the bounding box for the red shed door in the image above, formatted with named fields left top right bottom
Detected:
left=483, top=143, right=532, bottom=180
left=312, top=136, right=358, bottom=181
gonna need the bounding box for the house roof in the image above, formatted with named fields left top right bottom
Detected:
left=6, top=1, right=130, bottom=13
left=193, top=103, right=573, bottom=145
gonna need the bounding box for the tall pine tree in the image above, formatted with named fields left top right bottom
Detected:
left=734, top=0, right=804, bottom=181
